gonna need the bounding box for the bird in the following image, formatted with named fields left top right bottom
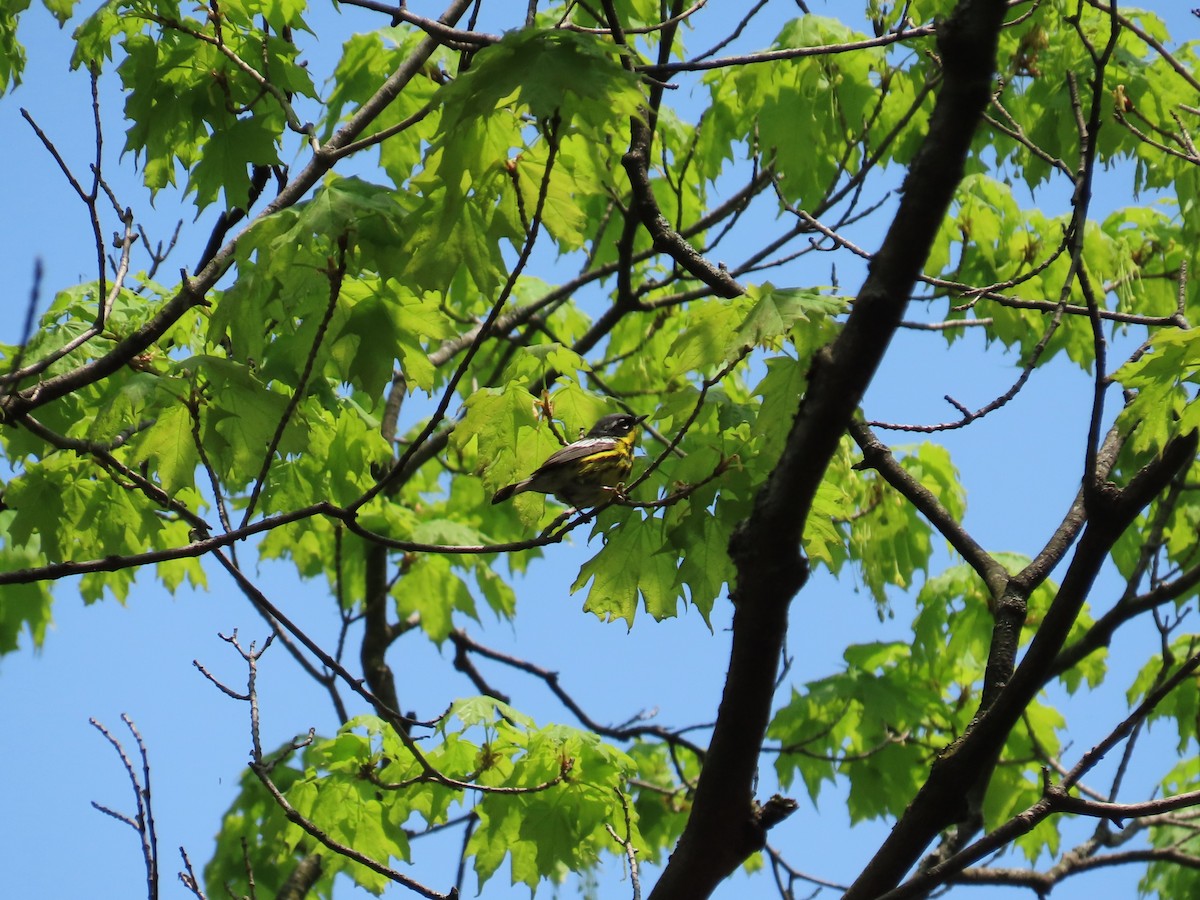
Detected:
left=491, top=413, right=647, bottom=507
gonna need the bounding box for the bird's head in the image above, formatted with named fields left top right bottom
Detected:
left=586, top=413, right=647, bottom=439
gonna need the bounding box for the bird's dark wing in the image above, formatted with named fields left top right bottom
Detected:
left=532, top=437, right=619, bottom=472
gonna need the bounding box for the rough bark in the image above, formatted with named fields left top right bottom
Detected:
left=646, top=2, right=1012, bottom=898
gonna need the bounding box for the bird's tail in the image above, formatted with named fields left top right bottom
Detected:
left=491, top=480, right=529, bottom=504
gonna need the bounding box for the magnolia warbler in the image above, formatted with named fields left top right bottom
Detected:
left=491, top=413, right=647, bottom=507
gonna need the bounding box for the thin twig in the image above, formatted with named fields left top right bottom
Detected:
left=241, top=234, right=348, bottom=527
left=90, top=716, right=160, bottom=900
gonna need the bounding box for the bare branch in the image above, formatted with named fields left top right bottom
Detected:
left=606, top=790, right=643, bottom=900
left=449, top=629, right=708, bottom=759
left=177, top=847, right=207, bottom=900
left=644, top=23, right=938, bottom=76
left=849, top=421, right=1009, bottom=597
left=90, top=716, right=160, bottom=900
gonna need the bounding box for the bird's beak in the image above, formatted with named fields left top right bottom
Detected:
left=635, top=415, right=648, bottom=426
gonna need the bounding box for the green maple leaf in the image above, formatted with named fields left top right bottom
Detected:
left=135, top=404, right=200, bottom=494
left=573, top=519, right=680, bottom=625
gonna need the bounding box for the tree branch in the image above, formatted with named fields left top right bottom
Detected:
left=849, top=420, right=1009, bottom=598
left=0, top=0, right=475, bottom=424
left=647, top=3, right=1013, bottom=897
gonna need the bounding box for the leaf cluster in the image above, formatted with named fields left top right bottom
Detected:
left=2, top=1, right=1200, bottom=898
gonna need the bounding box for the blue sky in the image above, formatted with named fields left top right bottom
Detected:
left=1, top=3, right=1198, bottom=899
